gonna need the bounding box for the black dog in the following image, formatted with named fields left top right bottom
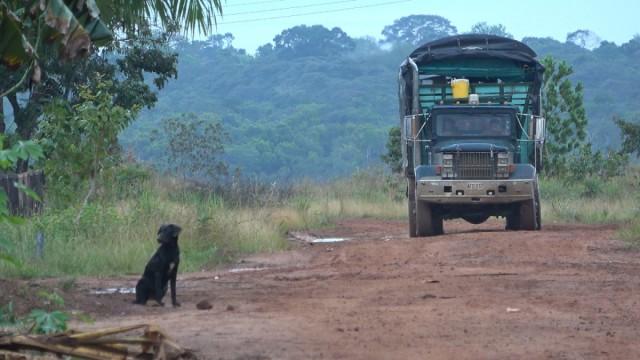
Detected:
left=134, top=224, right=182, bottom=307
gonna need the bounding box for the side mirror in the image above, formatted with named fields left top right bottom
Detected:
left=534, top=116, right=546, bottom=142
left=402, top=114, right=423, bottom=141
left=402, top=115, right=413, bottom=142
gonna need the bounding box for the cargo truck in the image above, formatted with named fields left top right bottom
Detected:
left=398, top=35, right=546, bottom=236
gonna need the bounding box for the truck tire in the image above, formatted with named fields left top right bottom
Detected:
left=433, top=211, right=444, bottom=235
left=506, top=212, right=519, bottom=230
left=534, top=181, right=542, bottom=230
left=416, top=200, right=441, bottom=236
left=408, top=180, right=417, bottom=237
left=518, top=198, right=537, bottom=230
left=462, top=215, right=490, bottom=225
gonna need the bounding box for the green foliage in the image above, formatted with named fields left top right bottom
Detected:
left=381, top=15, right=457, bottom=46
left=0, top=134, right=43, bottom=266
left=152, top=113, right=228, bottom=183
left=27, top=310, right=69, bottom=334
left=540, top=173, right=640, bottom=225
left=40, top=79, right=138, bottom=191
left=541, top=56, right=589, bottom=177
left=0, top=0, right=223, bottom=76
left=524, top=35, right=640, bottom=151
left=272, top=25, right=355, bottom=58
left=0, top=302, right=17, bottom=325
left=97, top=0, right=223, bottom=36
left=0, top=166, right=407, bottom=278
left=0, top=0, right=111, bottom=71
left=1, top=291, right=70, bottom=335
left=469, top=22, right=512, bottom=38
left=122, top=33, right=396, bottom=180
left=119, top=20, right=640, bottom=182
left=382, top=126, right=402, bottom=173
left=614, top=116, right=640, bottom=157
left=566, top=145, right=628, bottom=180
left=37, top=290, right=65, bottom=308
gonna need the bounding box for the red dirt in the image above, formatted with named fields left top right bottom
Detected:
left=4, top=219, right=640, bottom=359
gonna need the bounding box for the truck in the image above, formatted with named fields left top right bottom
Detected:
left=398, top=34, right=546, bottom=236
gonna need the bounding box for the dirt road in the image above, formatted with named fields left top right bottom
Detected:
left=11, top=219, right=640, bottom=359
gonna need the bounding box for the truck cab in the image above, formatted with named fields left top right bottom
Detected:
left=399, top=35, right=545, bottom=236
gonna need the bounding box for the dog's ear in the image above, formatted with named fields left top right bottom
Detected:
left=171, top=224, right=182, bottom=238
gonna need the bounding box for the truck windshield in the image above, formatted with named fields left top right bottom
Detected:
left=433, top=113, right=514, bottom=137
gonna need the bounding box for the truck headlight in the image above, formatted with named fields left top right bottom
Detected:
left=442, top=153, right=453, bottom=166
left=441, top=153, right=454, bottom=178
left=496, top=153, right=510, bottom=178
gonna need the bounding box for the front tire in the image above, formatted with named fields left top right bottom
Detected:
left=415, top=200, right=442, bottom=236
left=534, top=180, right=542, bottom=230
left=408, top=180, right=417, bottom=237
left=518, top=198, right=537, bottom=230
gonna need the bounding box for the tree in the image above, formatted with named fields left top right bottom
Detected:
left=469, top=22, right=513, bottom=38
left=39, top=78, right=138, bottom=216
left=0, top=134, right=42, bottom=266
left=566, top=29, right=602, bottom=50
left=154, top=113, right=228, bottom=183
left=382, top=126, right=402, bottom=173
left=0, top=0, right=223, bottom=74
left=1, top=26, right=178, bottom=172
left=272, top=25, right=355, bottom=58
left=381, top=15, right=457, bottom=46
left=614, top=116, right=640, bottom=157
left=541, top=56, right=588, bottom=177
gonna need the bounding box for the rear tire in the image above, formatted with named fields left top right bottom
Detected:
left=505, top=212, right=519, bottom=230
left=462, top=215, right=490, bottom=225
left=433, top=211, right=444, bottom=235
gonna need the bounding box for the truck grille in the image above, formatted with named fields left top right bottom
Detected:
left=453, top=152, right=496, bottom=179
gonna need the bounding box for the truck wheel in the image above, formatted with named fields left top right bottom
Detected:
left=408, top=181, right=417, bottom=237
left=534, top=181, right=542, bottom=230
left=518, top=198, right=537, bottom=230
left=433, top=211, right=444, bottom=235
left=415, top=200, right=438, bottom=236
left=462, top=215, right=490, bottom=225
left=505, top=212, right=519, bottom=230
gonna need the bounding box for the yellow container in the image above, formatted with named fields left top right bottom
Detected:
left=451, top=78, right=470, bottom=99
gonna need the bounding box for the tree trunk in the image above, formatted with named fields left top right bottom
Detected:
left=7, top=93, right=35, bottom=172
left=0, top=98, right=5, bottom=134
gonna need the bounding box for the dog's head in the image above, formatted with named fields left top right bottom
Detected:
left=157, top=224, right=182, bottom=245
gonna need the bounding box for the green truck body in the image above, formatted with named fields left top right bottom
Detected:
left=398, top=35, right=546, bottom=236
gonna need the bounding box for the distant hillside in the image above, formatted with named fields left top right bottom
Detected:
left=120, top=20, right=640, bottom=181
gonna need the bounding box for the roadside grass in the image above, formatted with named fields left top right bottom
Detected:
left=618, top=220, right=640, bottom=247
left=0, top=166, right=405, bottom=278
left=2, top=164, right=639, bottom=278
left=540, top=175, right=640, bottom=225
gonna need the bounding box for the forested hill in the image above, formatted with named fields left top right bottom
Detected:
left=120, top=17, right=640, bottom=181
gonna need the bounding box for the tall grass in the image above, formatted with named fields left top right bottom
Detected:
left=2, top=164, right=638, bottom=278
left=0, top=166, right=405, bottom=278
left=540, top=173, right=640, bottom=225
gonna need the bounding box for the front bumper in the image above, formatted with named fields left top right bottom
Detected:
left=416, top=178, right=535, bottom=204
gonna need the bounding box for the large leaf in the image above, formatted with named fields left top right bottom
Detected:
left=44, top=0, right=112, bottom=59
left=0, top=0, right=112, bottom=71
left=0, top=3, right=33, bottom=68
left=28, top=310, right=69, bottom=334
left=97, top=0, right=223, bottom=36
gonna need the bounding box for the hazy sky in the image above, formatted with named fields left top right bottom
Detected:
left=213, top=0, right=639, bottom=53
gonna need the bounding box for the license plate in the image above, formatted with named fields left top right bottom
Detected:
left=467, top=183, right=483, bottom=190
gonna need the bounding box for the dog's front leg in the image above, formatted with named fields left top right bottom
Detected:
left=170, top=266, right=180, bottom=307
left=154, top=272, right=165, bottom=306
